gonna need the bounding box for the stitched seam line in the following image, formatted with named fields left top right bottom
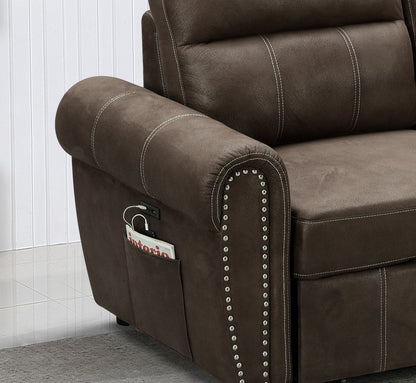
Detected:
left=293, top=255, right=416, bottom=278
left=383, top=268, right=388, bottom=371
left=91, top=91, right=137, bottom=168
left=139, top=114, right=207, bottom=196
left=337, top=27, right=361, bottom=133
left=161, top=0, right=186, bottom=105
left=294, top=207, right=416, bottom=224
left=379, top=268, right=384, bottom=373
left=260, top=35, right=285, bottom=143
left=343, top=29, right=361, bottom=132
left=408, top=0, right=416, bottom=44
left=210, top=153, right=291, bottom=382
left=148, top=12, right=168, bottom=98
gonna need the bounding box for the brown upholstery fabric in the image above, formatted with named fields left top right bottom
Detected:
left=298, top=261, right=416, bottom=383
left=150, top=0, right=404, bottom=45
left=57, top=78, right=292, bottom=383
left=277, top=130, right=416, bottom=279
left=56, top=1, right=416, bottom=383
left=142, top=11, right=167, bottom=97
left=148, top=0, right=416, bottom=146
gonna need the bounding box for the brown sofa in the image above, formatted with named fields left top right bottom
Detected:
left=55, top=1, right=416, bottom=382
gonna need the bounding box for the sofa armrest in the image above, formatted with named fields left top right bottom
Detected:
left=57, top=76, right=292, bottom=382
left=56, top=76, right=289, bottom=230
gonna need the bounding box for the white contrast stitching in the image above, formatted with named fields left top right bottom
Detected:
left=294, top=207, right=416, bottom=224
left=91, top=91, right=137, bottom=168
left=210, top=153, right=291, bottom=383
left=337, top=27, right=361, bottom=132
left=148, top=12, right=168, bottom=98
left=383, top=267, right=388, bottom=371
left=294, top=256, right=416, bottom=278
left=140, top=114, right=207, bottom=196
left=379, top=268, right=384, bottom=373
left=260, top=35, right=285, bottom=143
left=342, top=29, right=361, bottom=131
left=161, top=0, right=186, bottom=105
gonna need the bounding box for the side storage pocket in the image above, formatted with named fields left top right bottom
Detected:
left=123, top=237, right=192, bottom=360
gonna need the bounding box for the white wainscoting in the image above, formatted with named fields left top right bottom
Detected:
left=0, top=0, right=148, bottom=251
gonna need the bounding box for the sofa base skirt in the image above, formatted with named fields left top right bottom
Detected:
left=297, top=261, right=416, bottom=383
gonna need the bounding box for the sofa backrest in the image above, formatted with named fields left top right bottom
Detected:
left=145, top=0, right=416, bottom=145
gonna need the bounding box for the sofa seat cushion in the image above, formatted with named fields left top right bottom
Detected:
left=276, top=130, right=416, bottom=280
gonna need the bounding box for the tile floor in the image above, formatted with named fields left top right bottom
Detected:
left=0, top=243, right=119, bottom=350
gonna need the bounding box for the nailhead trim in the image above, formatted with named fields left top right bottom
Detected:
left=221, top=168, right=270, bottom=383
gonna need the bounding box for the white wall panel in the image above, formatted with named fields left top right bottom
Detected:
left=0, top=0, right=13, bottom=250
left=11, top=0, right=33, bottom=248
left=0, top=0, right=147, bottom=251
left=30, top=0, right=47, bottom=247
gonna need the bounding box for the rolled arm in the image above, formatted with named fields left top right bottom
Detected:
left=57, top=76, right=292, bottom=382
left=56, top=76, right=289, bottom=230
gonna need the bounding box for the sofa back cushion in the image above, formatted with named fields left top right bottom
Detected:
left=147, top=0, right=416, bottom=145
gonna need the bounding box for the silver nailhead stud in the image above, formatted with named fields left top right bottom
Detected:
left=226, top=297, right=231, bottom=303
left=262, top=198, right=267, bottom=204
left=262, top=217, right=267, bottom=222
left=224, top=247, right=229, bottom=252
left=263, top=274, right=268, bottom=279
left=235, top=171, right=241, bottom=177
left=239, top=380, right=245, bottom=383
left=263, top=372, right=269, bottom=378
left=225, top=287, right=230, bottom=292
left=224, top=276, right=229, bottom=282
left=225, top=185, right=230, bottom=191
left=243, top=169, right=248, bottom=174
left=236, top=362, right=242, bottom=368
left=262, top=245, right=268, bottom=251
left=238, top=371, right=243, bottom=376
left=264, top=301, right=269, bottom=307
left=223, top=215, right=228, bottom=221
left=228, top=316, right=234, bottom=322
left=228, top=177, right=234, bottom=182
left=234, top=354, right=240, bottom=360
left=262, top=190, right=267, bottom=195
left=263, top=361, right=269, bottom=367
left=233, top=345, right=238, bottom=351
left=263, top=320, right=268, bottom=326
left=263, top=283, right=268, bottom=289
left=263, top=226, right=268, bottom=232
left=263, top=235, right=268, bottom=241
left=262, top=207, right=267, bottom=213
left=230, top=326, right=235, bottom=332
left=252, top=170, right=258, bottom=174
left=259, top=174, right=264, bottom=180
left=263, top=330, right=268, bottom=335
left=223, top=235, right=228, bottom=241
left=263, top=254, right=268, bottom=260
left=232, top=336, right=237, bottom=342
left=223, top=205, right=229, bottom=211
left=222, top=225, right=228, bottom=231
left=261, top=181, right=266, bottom=187
left=263, top=264, right=268, bottom=270
left=223, top=256, right=228, bottom=262
left=224, top=266, right=230, bottom=272
left=263, top=340, right=268, bottom=346
left=263, top=292, right=268, bottom=298
left=224, top=195, right=229, bottom=201
left=227, top=305, right=232, bottom=311
left=263, top=351, right=268, bottom=357
left=263, top=311, right=268, bottom=317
